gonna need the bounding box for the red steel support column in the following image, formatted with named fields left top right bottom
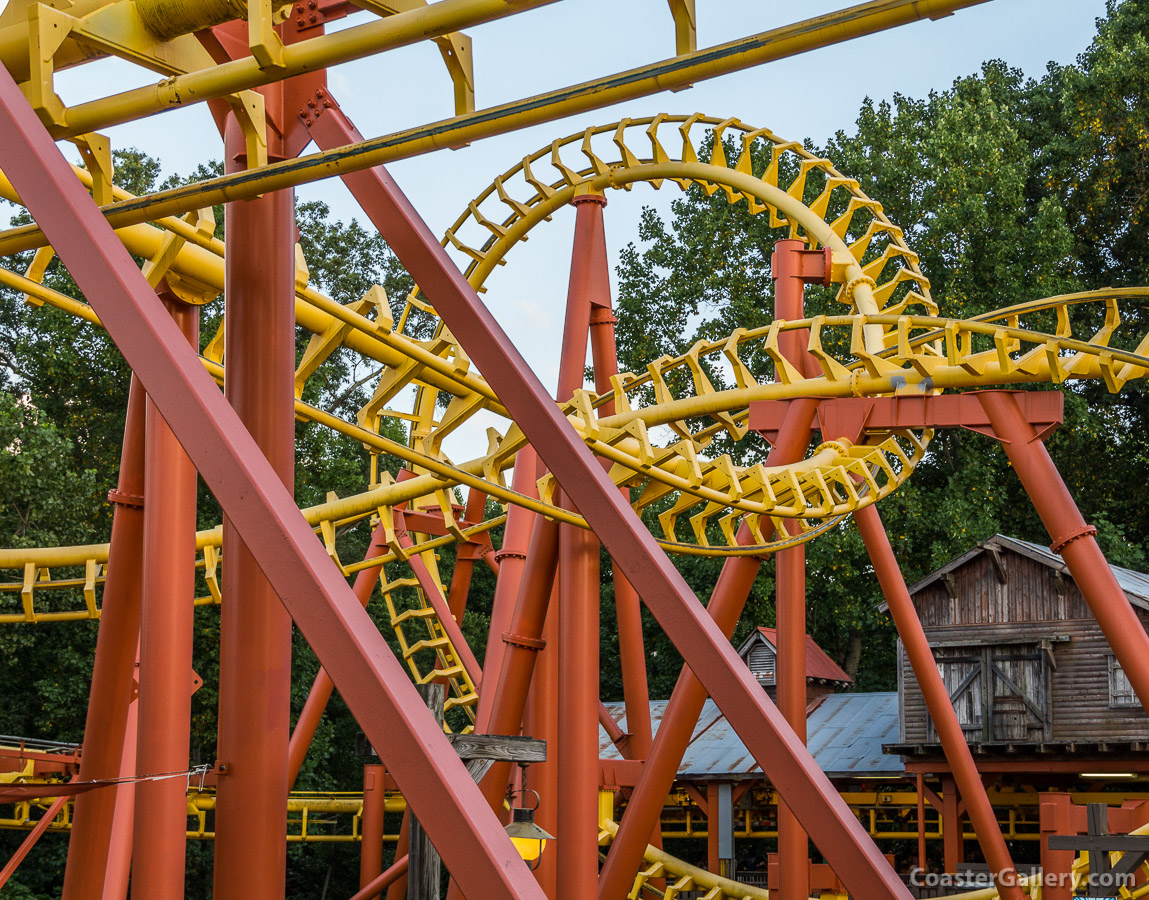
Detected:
left=772, top=239, right=823, bottom=900
left=557, top=507, right=599, bottom=900
left=446, top=486, right=491, bottom=621
left=1039, top=793, right=1073, bottom=900
left=307, top=97, right=913, bottom=900
left=524, top=585, right=560, bottom=898
left=385, top=797, right=411, bottom=900
left=475, top=447, right=539, bottom=732
left=62, top=379, right=145, bottom=900
left=916, top=774, right=927, bottom=873
left=599, top=398, right=819, bottom=900
left=855, top=505, right=1018, bottom=897
left=477, top=516, right=560, bottom=812
left=589, top=302, right=652, bottom=759
left=104, top=662, right=138, bottom=900
left=361, top=764, right=387, bottom=890
left=978, top=390, right=1149, bottom=710
left=352, top=854, right=410, bottom=900
left=775, top=526, right=808, bottom=900
left=0, top=68, right=541, bottom=900
left=941, top=774, right=961, bottom=873
left=706, top=784, right=721, bottom=874
left=214, top=109, right=295, bottom=899
left=289, top=520, right=390, bottom=787
left=556, top=192, right=605, bottom=900
left=131, top=294, right=199, bottom=897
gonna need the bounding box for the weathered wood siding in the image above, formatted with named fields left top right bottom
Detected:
left=898, top=549, right=1149, bottom=743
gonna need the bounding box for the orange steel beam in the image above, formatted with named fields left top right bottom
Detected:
left=303, top=99, right=913, bottom=895
left=0, top=56, right=543, bottom=900
left=556, top=194, right=606, bottom=900
left=0, top=0, right=995, bottom=256
left=0, top=795, right=68, bottom=891
left=61, top=381, right=145, bottom=900
left=131, top=293, right=199, bottom=896
left=772, top=239, right=828, bottom=900
left=351, top=853, right=410, bottom=900
left=855, top=504, right=1022, bottom=897
left=212, top=99, right=298, bottom=899
left=978, top=390, right=1149, bottom=713
left=360, top=764, right=387, bottom=891
left=598, top=397, right=821, bottom=900
left=589, top=303, right=654, bottom=761
left=473, top=447, right=540, bottom=733
left=473, top=515, right=560, bottom=808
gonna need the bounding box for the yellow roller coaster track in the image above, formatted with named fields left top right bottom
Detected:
left=0, top=120, right=1148, bottom=742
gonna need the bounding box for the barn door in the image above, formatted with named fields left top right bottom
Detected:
left=931, top=648, right=984, bottom=742
left=988, top=645, right=1050, bottom=741
left=930, top=644, right=1050, bottom=743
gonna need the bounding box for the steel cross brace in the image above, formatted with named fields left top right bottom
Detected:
left=0, top=64, right=542, bottom=900
left=304, top=98, right=912, bottom=900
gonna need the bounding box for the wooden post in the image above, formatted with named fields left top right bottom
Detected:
left=357, top=721, right=546, bottom=900
left=410, top=684, right=445, bottom=900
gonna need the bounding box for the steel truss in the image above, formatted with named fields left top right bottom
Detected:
left=0, top=3, right=1147, bottom=900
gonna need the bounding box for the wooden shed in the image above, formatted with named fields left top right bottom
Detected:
left=736, top=627, right=851, bottom=706
left=889, top=535, right=1149, bottom=755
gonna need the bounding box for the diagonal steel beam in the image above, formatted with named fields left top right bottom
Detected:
left=0, top=63, right=542, bottom=900
left=307, top=99, right=913, bottom=900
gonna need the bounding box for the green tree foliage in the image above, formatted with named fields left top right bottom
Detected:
left=609, top=0, right=1149, bottom=693
left=0, top=152, right=413, bottom=896
left=2, top=3, right=1149, bottom=893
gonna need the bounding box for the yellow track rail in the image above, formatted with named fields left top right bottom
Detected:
left=4, top=118, right=1149, bottom=628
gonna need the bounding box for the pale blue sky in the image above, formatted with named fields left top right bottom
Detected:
left=37, top=0, right=1110, bottom=461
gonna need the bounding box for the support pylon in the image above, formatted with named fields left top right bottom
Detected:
left=131, top=292, right=199, bottom=897
left=772, top=239, right=826, bottom=900
left=62, top=380, right=146, bottom=900
left=213, top=103, right=295, bottom=900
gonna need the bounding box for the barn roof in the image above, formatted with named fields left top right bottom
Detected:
left=900, top=534, right=1149, bottom=611
left=599, top=693, right=902, bottom=779
left=736, top=627, right=852, bottom=684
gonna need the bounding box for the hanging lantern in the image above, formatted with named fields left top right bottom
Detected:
left=504, top=789, right=554, bottom=867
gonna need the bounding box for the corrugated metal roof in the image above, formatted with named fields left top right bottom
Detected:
left=901, top=534, right=1149, bottom=611
left=805, top=693, right=903, bottom=777
left=600, top=692, right=902, bottom=779
left=751, top=627, right=852, bottom=684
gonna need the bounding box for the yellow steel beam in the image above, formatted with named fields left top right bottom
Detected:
left=667, top=0, right=696, bottom=55
left=0, top=0, right=992, bottom=254
left=346, top=0, right=475, bottom=114
left=55, top=0, right=539, bottom=138
left=0, top=175, right=498, bottom=408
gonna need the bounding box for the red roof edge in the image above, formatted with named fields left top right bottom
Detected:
left=756, top=626, right=852, bottom=684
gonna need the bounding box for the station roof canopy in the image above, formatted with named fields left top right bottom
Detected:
left=599, top=692, right=903, bottom=780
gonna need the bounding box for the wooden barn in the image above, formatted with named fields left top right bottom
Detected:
left=888, top=534, right=1149, bottom=756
